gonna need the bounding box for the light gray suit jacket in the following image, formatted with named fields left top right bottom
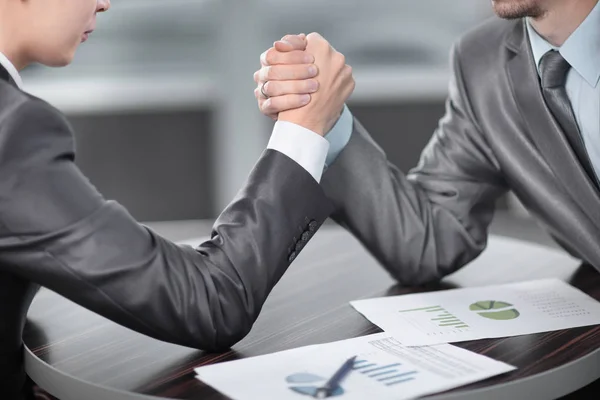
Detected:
left=0, top=67, right=333, bottom=398
left=322, top=17, right=600, bottom=284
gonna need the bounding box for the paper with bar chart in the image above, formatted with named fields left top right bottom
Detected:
left=350, top=278, right=600, bottom=346
left=194, top=333, right=515, bottom=400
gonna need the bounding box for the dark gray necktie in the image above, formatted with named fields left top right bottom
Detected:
left=539, top=50, right=598, bottom=188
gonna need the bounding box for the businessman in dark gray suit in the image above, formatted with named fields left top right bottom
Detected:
left=256, top=0, right=600, bottom=280
left=0, top=1, right=355, bottom=399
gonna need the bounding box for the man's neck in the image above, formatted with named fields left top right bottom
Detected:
left=530, top=0, right=598, bottom=46
left=0, top=47, right=24, bottom=71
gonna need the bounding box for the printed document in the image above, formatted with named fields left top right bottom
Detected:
left=351, top=278, right=600, bottom=345
left=194, top=333, right=515, bottom=400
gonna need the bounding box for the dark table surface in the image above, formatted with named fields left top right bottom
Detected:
left=23, top=213, right=600, bottom=399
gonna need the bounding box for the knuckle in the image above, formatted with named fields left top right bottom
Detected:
left=345, top=64, right=353, bottom=76
left=346, top=78, right=356, bottom=93
left=257, top=67, right=267, bottom=81
left=292, top=66, right=304, bottom=79
left=261, top=99, right=273, bottom=113
left=334, top=52, right=345, bottom=66
left=265, top=48, right=278, bottom=65
left=264, top=66, right=275, bottom=80
left=289, top=50, right=304, bottom=63
left=304, top=79, right=317, bottom=91
left=307, top=32, right=325, bottom=46
left=262, top=81, right=273, bottom=96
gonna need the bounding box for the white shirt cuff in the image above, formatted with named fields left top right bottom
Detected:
left=267, top=121, right=330, bottom=183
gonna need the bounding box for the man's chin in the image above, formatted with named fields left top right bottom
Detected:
left=41, top=51, right=76, bottom=68
left=491, top=0, right=545, bottom=20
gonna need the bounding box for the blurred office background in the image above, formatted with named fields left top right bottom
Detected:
left=21, top=0, right=527, bottom=222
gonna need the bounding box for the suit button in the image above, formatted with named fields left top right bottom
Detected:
left=288, top=251, right=297, bottom=262
left=295, top=240, right=305, bottom=252
left=301, top=231, right=310, bottom=242
left=308, top=220, right=318, bottom=233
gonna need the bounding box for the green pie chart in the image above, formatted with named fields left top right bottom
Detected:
left=469, top=300, right=520, bottom=320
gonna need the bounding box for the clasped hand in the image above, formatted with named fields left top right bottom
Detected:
left=253, top=33, right=354, bottom=136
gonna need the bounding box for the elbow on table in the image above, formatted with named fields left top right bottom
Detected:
left=384, top=257, right=449, bottom=287
left=205, top=318, right=254, bottom=353
left=390, top=268, right=441, bottom=287
left=169, top=310, right=254, bottom=353
left=175, top=290, right=257, bottom=353
left=385, top=250, right=476, bottom=288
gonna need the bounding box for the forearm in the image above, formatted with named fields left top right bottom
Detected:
left=321, top=118, right=506, bottom=285
left=2, top=148, right=331, bottom=352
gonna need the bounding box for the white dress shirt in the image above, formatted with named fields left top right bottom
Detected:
left=267, top=120, right=330, bottom=182
left=0, top=51, right=23, bottom=89
left=268, top=104, right=354, bottom=182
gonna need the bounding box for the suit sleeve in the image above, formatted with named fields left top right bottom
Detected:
left=0, top=98, right=333, bottom=351
left=321, top=43, right=508, bottom=285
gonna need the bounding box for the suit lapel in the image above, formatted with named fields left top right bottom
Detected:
left=0, top=64, right=16, bottom=87
left=504, top=19, right=600, bottom=223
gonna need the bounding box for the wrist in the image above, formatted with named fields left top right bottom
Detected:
left=278, top=116, right=326, bottom=137
left=323, top=109, right=344, bottom=134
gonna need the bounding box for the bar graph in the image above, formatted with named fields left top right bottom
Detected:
left=353, top=359, right=418, bottom=386
left=398, top=305, right=469, bottom=329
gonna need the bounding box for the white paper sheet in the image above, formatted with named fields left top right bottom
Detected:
left=350, top=278, right=600, bottom=346
left=194, top=333, right=515, bottom=400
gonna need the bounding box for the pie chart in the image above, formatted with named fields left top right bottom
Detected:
left=285, top=373, right=345, bottom=397
left=469, top=300, right=520, bottom=320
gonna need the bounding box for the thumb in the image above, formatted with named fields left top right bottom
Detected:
left=274, top=33, right=307, bottom=52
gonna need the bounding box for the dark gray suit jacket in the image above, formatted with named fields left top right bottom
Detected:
left=0, top=67, right=332, bottom=398
left=322, top=17, right=600, bottom=284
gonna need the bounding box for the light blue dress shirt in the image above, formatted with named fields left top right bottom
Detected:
left=326, top=5, right=600, bottom=174
left=323, top=103, right=354, bottom=167
left=526, top=2, right=600, bottom=179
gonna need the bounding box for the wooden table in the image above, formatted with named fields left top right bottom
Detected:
left=23, top=215, right=600, bottom=399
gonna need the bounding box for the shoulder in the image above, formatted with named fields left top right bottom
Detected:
left=0, top=82, right=74, bottom=167
left=451, top=17, right=521, bottom=73
left=445, top=16, right=522, bottom=105
left=456, top=16, right=518, bottom=53
left=0, top=80, right=69, bottom=126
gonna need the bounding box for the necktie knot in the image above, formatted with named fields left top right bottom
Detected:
left=539, top=50, right=571, bottom=88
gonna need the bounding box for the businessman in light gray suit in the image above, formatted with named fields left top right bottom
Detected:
left=255, top=0, right=600, bottom=282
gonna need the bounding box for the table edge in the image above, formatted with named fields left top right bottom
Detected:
left=24, top=339, right=600, bottom=400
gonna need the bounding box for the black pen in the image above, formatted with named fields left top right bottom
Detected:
left=314, top=355, right=357, bottom=399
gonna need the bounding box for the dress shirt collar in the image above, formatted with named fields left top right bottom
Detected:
left=0, top=51, right=23, bottom=89
left=526, top=1, right=600, bottom=88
